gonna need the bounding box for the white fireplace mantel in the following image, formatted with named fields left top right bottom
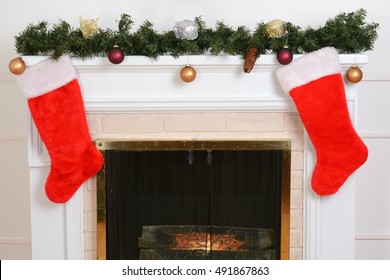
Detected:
left=23, top=54, right=368, bottom=260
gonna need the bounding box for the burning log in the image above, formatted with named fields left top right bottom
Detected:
left=138, top=225, right=275, bottom=260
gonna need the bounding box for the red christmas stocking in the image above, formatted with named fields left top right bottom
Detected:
left=276, top=47, right=368, bottom=195
left=17, top=56, right=104, bottom=203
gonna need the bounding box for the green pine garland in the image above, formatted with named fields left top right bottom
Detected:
left=14, top=9, right=379, bottom=60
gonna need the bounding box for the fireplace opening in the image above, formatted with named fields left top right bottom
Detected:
left=96, top=141, right=291, bottom=260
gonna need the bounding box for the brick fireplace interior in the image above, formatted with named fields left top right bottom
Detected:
left=95, top=140, right=291, bottom=260
left=82, top=112, right=304, bottom=260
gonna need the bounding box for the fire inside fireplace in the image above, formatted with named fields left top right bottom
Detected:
left=96, top=141, right=291, bottom=260
left=137, top=225, right=276, bottom=260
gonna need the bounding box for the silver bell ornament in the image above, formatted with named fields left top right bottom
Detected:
left=173, top=20, right=199, bottom=40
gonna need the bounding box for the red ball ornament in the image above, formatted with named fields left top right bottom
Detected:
left=277, top=47, right=293, bottom=65
left=108, top=46, right=125, bottom=64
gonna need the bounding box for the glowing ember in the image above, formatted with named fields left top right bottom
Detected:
left=170, top=232, right=247, bottom=251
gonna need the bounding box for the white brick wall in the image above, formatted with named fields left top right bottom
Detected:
left=83, top=111, right=304, bottom=259
left=102, top=114, right=164, bottom=134
left=226, top=113, right=285, bottom=132
left=164, top=113, right=226, bottom=132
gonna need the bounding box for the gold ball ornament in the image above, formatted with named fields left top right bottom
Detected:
left=180, top=65, right=197, bottom=83
left=266, top=19, right=285, bottom=38
left=9, top=57, right=26, bottom=75
left=346, top=66, right=363, bottom=83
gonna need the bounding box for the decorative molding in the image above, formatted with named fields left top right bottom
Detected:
left=84, top=97, right=297, bottom=114
left=28, top=116, right=50, bottom=166
left=362, top=72, right=390, bottom=81
left=0, top=135, right=27, bottom=141
left=356, top=235, right=390, bottom=240
left=22, top=54, right=369, bottom=68
left=65, top=189, right=84, bottom=260
left=360, top=133, right=390, bottom=138
left=303, top=133, right=321, bottom=259
left=0, top=238, right=31, bottom=244
left=5, top=70, right=390, bottom=83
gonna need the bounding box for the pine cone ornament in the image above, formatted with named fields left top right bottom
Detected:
left=243, top=47, right=259, bottom=73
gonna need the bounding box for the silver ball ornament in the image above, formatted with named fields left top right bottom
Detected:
left=173, top=20, right=199, bottom=40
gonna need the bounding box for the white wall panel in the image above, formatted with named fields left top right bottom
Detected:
left=358, top=81, right=390, bottom=133
left=0, top=140, right=31, bottom=259
left=0, top=140, right=30, bottom=237
left=0, top=241, right=32, bottom=260
left=356, top=240, right=390, bottom=260
left=0, top=82, right=27, bottom=136
left=356, top=138, right=390, bottom=235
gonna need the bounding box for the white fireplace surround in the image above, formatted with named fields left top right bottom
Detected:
left=24, top=53, right=367, bottom=260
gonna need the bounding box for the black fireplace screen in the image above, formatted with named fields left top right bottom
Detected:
left=97, top=141, right=291, bottom=260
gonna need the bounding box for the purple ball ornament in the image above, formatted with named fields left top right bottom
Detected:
left=277, top=46, right=293, bottom=65
left=108, top=46, right=125, bottom=64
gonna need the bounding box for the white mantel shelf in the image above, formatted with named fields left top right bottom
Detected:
left=23, top=54, right=367, bottom=113
left=23, top=53, right=369, bottom=67
left=24, top=54, right=367, bottom=260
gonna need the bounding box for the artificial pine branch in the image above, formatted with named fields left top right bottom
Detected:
left=118, top=14, right=134, bottom=34
left=132, top=20, right=161, bottom=58
left=14, top=9, right=379, bottom=59
left=209, top=21, right=235, bottom=55
left=228, top=26, right=252, bottom=56
left=250, top=22, right=269, bottom=53
left=14, top=21, right=50, bottom=55
left=48, top=21, right=74, bottom=59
